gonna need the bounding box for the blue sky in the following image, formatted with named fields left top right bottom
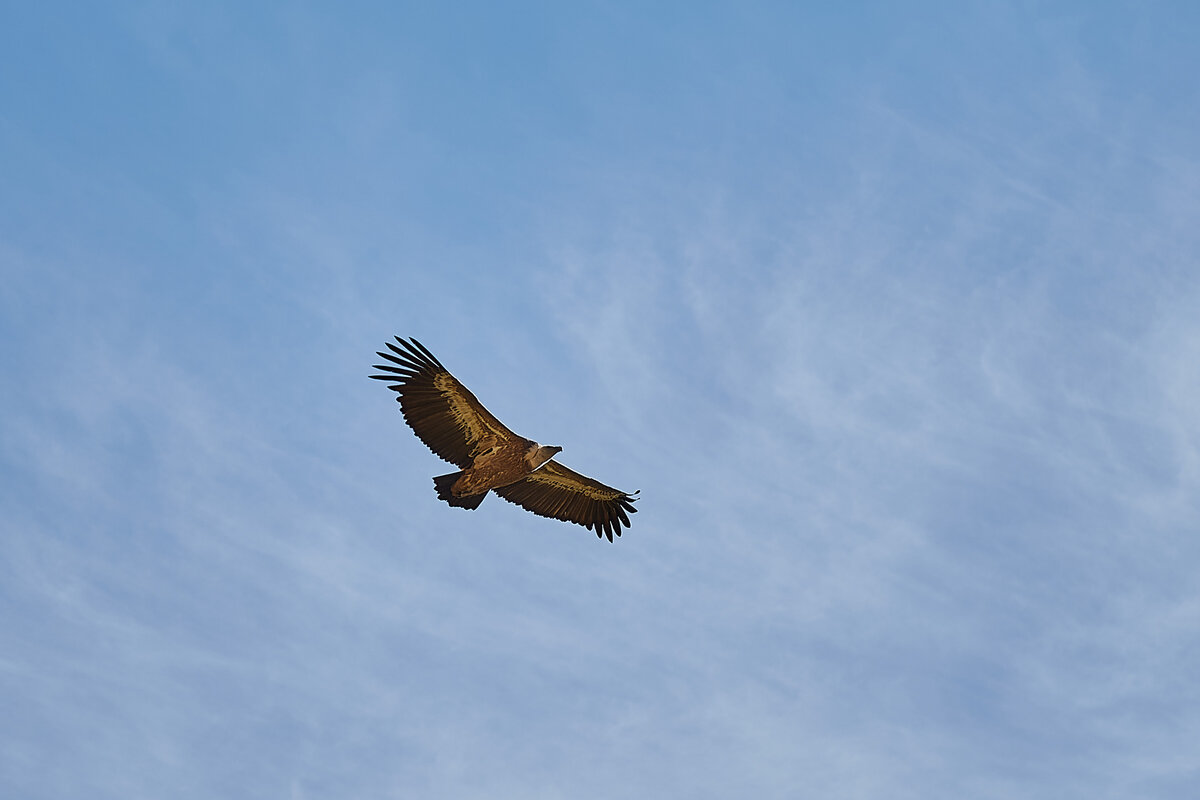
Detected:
left=3, top=2, right=1199, bottom=797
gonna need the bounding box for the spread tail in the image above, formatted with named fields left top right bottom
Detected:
left=433, top=472, right=488, bottom=510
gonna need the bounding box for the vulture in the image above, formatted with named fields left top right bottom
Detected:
left=370, top=337, right=638, bottom=541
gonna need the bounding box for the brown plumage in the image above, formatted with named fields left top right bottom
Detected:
left=370, top=337, right=638, bottom=541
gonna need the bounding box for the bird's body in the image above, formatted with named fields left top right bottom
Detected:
left=370, top=337, right=637, bottom=540
left=434, top=436, right=555, bottom=504
left=448, top=436, right=538, bottom=496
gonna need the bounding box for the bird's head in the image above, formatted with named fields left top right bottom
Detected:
left=528, top=444, right=563, bottom=469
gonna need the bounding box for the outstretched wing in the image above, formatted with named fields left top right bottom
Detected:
left=370, top=337, right=518, bottom=468
left=493, top=460, right=639, bottom=542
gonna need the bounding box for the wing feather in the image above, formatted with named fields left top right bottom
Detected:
left=370, top=337, right=517, bottom=467
left=493, top=460, right=639, bottom=542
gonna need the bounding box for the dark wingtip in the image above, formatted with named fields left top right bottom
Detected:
left=407, top=338, right=447, bottom=370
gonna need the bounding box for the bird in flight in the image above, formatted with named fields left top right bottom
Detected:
left=370, top=337, right=638, bottom=541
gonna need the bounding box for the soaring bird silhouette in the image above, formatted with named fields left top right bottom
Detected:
left=371, top=337, right=638, bottom=541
